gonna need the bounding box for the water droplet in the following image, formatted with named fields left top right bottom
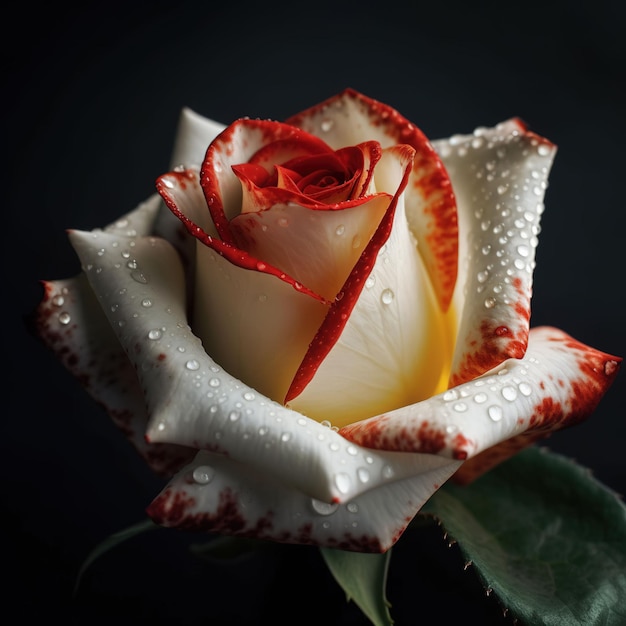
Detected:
left=453, top=402, right=467, bottom=412
left=443, top=389, right=458, bottom=402
left=488, top=405, right=503, bottom=422
left=346, top=445, right=358, bottom=456
left=334, top=473, right=351, bottom=494
left=311, top=499, right=338, bottom=516
left=277, top=216, right=289, bottom=227
left=474, top=392, right=487, bottom=404
left=496, top=184, right=508, bottom=195
left=256, top=261, right=267, bottom=271
left=58, top=312, right=71, bottom=325
left=381, top=288, right=394, bottom=305
left=484, top=297, right=496, bottom=309
left=335, top=224, right=345, bottom=236
left=185, top=359, right=200, bottom=371
left=501, top=386, right=517, bottom=401
left=131, top=270, right=148, bottom=284
left=477, top=270, right=489, bottom=283
left=280, top=432, right=292, bottom=442
left=208, top=377, right=220, bottom=387
left=351, top=234, right=361, bottom=249
left=346, top=502, right=359, bottom=513
left=321, top=118, right=334, bottom=132
left=228, top=410, right=240, bottom=422
left=382, top=465, right=395, bottom=479
left=192, top=465, right=215, bottom=484
left=365, top=276, right=376, bottom=289
left=357, top=467, right=370, bottom=483
left=243, top=391, right=255, bottom=401
left=148, top=329, right=162, bottom=340
left=518, top=382, right=532, bottom=396
left=517, top=244, right=530, bottom=258
left=51, top=295, right=65, bottom=307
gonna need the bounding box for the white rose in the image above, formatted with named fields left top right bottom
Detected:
left=34, top=89, right=620, bottom=551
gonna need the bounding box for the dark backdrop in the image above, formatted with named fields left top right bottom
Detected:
left=6, top=1, right=625, bottom=624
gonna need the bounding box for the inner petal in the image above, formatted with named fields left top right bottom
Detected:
left=229, top=194, right=391, bottom=301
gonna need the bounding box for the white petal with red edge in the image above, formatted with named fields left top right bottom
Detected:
left=170, top=107, right=226, bottom=169
left=230, top=195, right=391, bottom=302
left=340, top=326, right=621, bottom=459
left=33, top=195, right=195, bottom=475
left=432, top=120, right=556, bottom=386
left=287, top=88, right=458, bottom=311
left=147, top=448, right=462, bottom=552
left=288, top=147, right=451, bottom=426
left=66, top=225, right=463, bottom=505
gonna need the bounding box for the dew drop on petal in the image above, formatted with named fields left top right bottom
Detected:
left=131, top=270, right=148, bottom=284
left=185, top=359, right=200, bottom=371
left=488, top=405, right=503, bottom=422
left=346, top=502, right=359, bottom=513
left=381, top=288, right=394, bottom=305
left=321, top=118, right=334, bottom=132
left=58, top=312, right=71, bottom=325
left=334, top=473, right=351, bottom=494
left=311, top=499, right=338, bottom=516
left=192, top=465, right=215, bottom=485
left=501, top=386, right=518, bottom=401
left=357, top=467, right=371, bottom=483
left=148, top=329, right=162, bottom=340
left=335, top=224, right=345, bottom=236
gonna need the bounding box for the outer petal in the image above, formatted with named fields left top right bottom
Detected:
left=66, top=224, right=462, bottom=507
left=32, top=195, right=195, bottom=475
left=432, top=119, right=556, bottom=386
left=287, top=147, right=452, bottom=427
left=169, top=107, right=226, bottom=169
left=340, top=326, right=621, bottom=468
left=287, top=88, right=458, bottom=312
left=147, top=449, right=461, bottom=552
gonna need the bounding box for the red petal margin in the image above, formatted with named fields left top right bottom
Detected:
left=285, top=144, right=416, bottom=403
left=339, top=327, right=621, bottom=481
left=156, top=168, right=329, bottom=304
left=287, top=88, right=458, bottom=312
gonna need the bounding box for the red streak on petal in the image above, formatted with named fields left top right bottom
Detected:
left=285, top=145, right=415, bottom=402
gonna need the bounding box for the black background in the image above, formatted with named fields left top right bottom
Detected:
left=6, top=1, right=626, bottom=623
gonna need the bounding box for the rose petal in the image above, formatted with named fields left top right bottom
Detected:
left=287, top=147, right=452, bottom=427
left=32, top=195, right=195, bottom=475
left=66, top=224, right=463, bottom=507
left=432, top=119, right=556, bottom=387
left=340, top=326, right=621, bottom=465
left=287, top=88, right=458, bottom=311
left=229, top=194, right=391, bottom=302
left=147, top=448, right=462, bottom=552
left=169, top=107, right=226, bottom=169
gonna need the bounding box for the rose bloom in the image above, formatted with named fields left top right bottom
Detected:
left=35, top=90, right=620, bottom=552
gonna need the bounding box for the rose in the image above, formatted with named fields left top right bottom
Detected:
left=34, top=89, right=620, bottom=552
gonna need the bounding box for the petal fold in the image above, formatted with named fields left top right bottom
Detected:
left=147, top=449, right=461, bottom=552
left=340, top=327, right=621, bottom=466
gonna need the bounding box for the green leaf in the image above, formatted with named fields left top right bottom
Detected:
left=74, top=518, right=159, bottom=596
left=320, top=546, right=393, bottom=626
left=422, top=446, right=626, bottom=625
